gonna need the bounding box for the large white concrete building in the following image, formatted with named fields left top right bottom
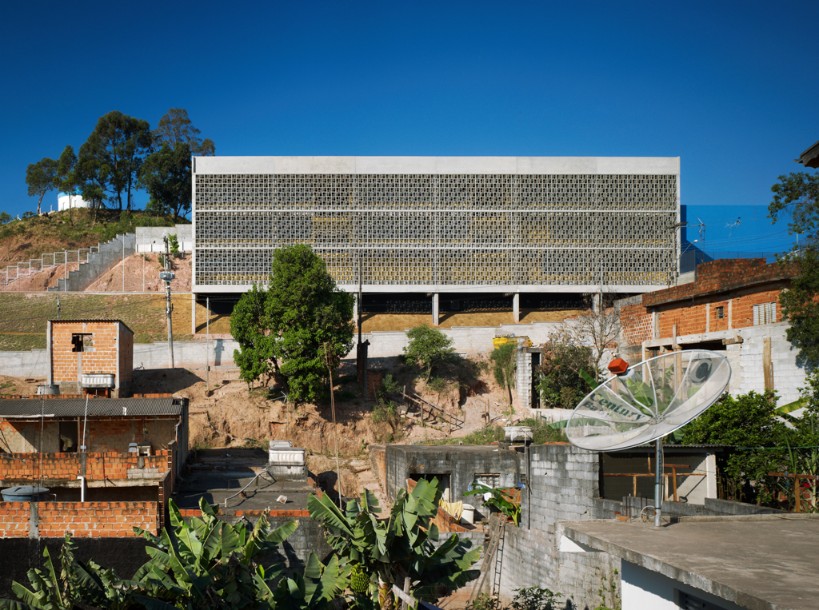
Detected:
left=191, top=156, right=680, bottom=314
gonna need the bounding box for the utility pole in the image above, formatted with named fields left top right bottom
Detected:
left=160, top=236, right=175, bottom=369
left=356, top=251, right=369, bottom=392
left=206, top=296, right=210, bottom=394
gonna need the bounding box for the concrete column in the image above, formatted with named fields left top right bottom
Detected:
left=513, top=293, right=520, bottom=323
left=705, top=302, right=710, bottom=333
left=353, top=294, right=359, bottom=322
left=432, top=293, right=440, bottom=326
left=191, top=294, right=196, bottom=335
left=705, top=454, right=718, bottom=499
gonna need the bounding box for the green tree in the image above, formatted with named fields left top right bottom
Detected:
left=56, top=146, right=80, bottom=200
left=141, top=108, right=215, bottom=219
left=153, top=107, right=215, bottom=155
left=770, top=169, right=819, bottom=370
left=77, top=110, right=153, bottom=211
left=403, top=325, right=455, bottom=380
left=536, top=332, right=597, bottom=409
left=490, top=342, right=516, bottom=406
left=231, top=284, right=277, bottom=387
left=680, top=391, right=789, bottom=503
left=308, top=478, right=480, bottom=609
left=25, top=157, right=58, bottom=215
left=232, top=245, right=354, bottom=403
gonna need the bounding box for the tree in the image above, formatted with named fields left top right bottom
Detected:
left=403, top=325, right=455, bottom=380
left=153, top=108, right=215, bottom=155
left=770, top=170, right=819, bottom=370
left=490, top=342, right=516, bottom=407
left=141, top=141, right=195, bottom=218
left=308, top=478, right=480, bottom=609
left=567, top=307, right=621, bottom=370
left=77, top=110, right=153, bottom=211
left=141, top=108, right=215, bottom=218
left=680, top=391, right=789, bottom=504
left=25, top=157, right=58, bottom=215
left=231, top=245, right=354, bottom=403
left=536, top=331, right=597, bottom=409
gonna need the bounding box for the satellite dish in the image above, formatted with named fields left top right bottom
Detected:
left=566, top=350, right=731, bottom=525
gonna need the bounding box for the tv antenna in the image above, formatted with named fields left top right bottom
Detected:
left=566, top=350, right=730, bottom=527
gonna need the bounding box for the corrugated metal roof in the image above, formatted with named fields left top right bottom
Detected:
left=0, top=398, right=184, bottom=418
left=49, top=319, right=135, bottom=335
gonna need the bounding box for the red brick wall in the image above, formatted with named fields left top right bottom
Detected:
left=732, top=289, right=782, bottom=328
left=0, top=502, right=30, bottom=537
left=709, top=300, right=729, bottom=333
left=0, top=451, right=171, bottom=484
left=658, top=302, right=707, bottom=337
left=50, top=321, right=134, bottom=396
left=643, top=259, right=794, bottom=307
left=0, top=501, right=158, bottom=538
left=620, top=303, right=653, bottom=346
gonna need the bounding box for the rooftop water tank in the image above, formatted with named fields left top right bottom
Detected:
left=1, top=485, right=50, bottom=502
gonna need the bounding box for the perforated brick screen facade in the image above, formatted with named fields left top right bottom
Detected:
left=192, top=157, right=680, bottom=294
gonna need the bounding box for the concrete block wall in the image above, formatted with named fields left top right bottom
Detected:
left=522, top=444, right=599, bottom=531
left=0, top=501, right=158, bottom=538
left=50, top=233, right=136, bottom=292
left=498, top=443, right=621, bottom=608
left=384, top=445, right=522, bottom=509
left=136, top=225, right=192, bottom=253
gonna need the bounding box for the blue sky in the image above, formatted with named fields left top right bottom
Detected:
left=1, top=1, right=816, bottom=257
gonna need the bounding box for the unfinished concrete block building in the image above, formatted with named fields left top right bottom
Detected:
left=191, top=157, right=680, bottom=317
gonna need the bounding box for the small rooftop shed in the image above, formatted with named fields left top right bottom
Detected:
left=47, top=319, right=134, bottom=398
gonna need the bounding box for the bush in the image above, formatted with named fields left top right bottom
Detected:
left=537, top=333, right=597, bottom=409
left=404, top=325, right=455, bottom=380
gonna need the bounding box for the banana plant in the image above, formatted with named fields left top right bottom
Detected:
left=308, top=478, right=480, bottom=609
left=133, top=497, right=298, bottom=609
left=254, top=552, right=347, bottom=609
left=0, top=533, right=155, bottom=610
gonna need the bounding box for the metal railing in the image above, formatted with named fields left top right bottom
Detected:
left=2, top=247, right=98, bottom=289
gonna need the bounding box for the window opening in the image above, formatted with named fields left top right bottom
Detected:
left=71, top=333, right=94, bottom=353
left=752, top=302, right=777, bottom=325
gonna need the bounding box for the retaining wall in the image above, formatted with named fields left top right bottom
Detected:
left=136, top=225, right=192, bottom=253
left=50, top=233, right=136, bottom=292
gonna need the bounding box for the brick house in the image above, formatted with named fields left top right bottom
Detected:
left=47, top=319, right=134, bottom=398
left=0, top=397, right=188, bottom=538
left=617, top=258, right=806, bottom=404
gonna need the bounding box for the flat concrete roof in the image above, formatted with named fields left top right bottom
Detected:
left=562, top=515, right=819, bottom=610
left=193, top=155, right=680, bottom=176
left=173, top=448, right=314, bottom=513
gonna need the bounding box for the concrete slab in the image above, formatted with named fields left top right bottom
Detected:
left=562, top=514, right=819, bottom=610
left=174, top=448, right=315, bottom=513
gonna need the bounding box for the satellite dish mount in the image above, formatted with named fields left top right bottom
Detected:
left=566, top=350, right=731, bottom=527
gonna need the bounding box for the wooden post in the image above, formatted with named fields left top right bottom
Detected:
left=763, top=337, right=773, bottom=391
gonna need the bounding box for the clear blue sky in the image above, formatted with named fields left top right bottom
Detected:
left=1, top=1, right=816, bottom=257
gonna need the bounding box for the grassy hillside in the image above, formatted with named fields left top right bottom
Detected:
left=0, top=293, right=234, bottom=351
left=0, top=209, right=179, bottom=265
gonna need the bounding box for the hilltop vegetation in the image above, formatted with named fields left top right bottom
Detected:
left=0, top=208, right=178, bottom=265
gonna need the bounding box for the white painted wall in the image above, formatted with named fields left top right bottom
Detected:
left=57, top=192, right=88, bottom=211
left=622, top=561, right=743, bottom=610
left=644, top=322, right=808, bottom=405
